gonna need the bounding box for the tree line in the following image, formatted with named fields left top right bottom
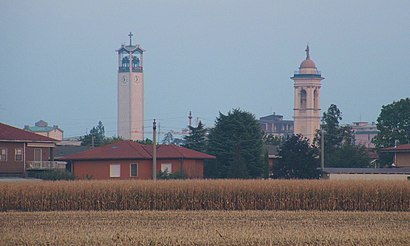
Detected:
left=80, top=97, right=410, bottom=179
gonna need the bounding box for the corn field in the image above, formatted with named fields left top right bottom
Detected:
left=0, top=180, right=409, bottom=211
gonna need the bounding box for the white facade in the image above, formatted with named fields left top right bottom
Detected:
left=35, top=129, right=63, bottom=141
left=24, top=120, right=63, bottom=141
left=322, top=168, right=410, bottom=180
left=324, top=173, right=410, bottom=181
left=117, top=33, right=145, bottom=141
left=291, top=46, right=324, bottom=142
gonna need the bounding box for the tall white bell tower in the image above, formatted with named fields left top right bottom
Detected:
left=117, top=32, right=145, bottom=141
left=291, top=45, right=324, bottom=142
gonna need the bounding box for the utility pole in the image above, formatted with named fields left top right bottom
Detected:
left=158, top=122, right=161, bottom=144
left=91, top=135, right=95, bottom=148
left=321, top=128, right=324, bottom=169
left=153, top=119, right=157, bottom=180
left=393, top=139, right=399, bottom=167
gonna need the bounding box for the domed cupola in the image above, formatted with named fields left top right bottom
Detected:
left=300, top=59, right=316, bottom=69
left=299, top=45, right=316, bottom=69
left=292, top=45, right=322, bottom=77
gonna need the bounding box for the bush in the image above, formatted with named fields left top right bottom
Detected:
left=158, top=170, right=187, bottom=180
left=32, top=169, right=75, bottom=181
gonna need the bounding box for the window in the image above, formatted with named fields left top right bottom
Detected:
left=313, top=89, right=318, bottom=110
left=110, top=164, right=121, bottom=178
left=15, top=148, right=23, bottom=161
left=161, top=163, right=172, bottom=174
left=0, top=148, right=7, bottom=161
left=130, top=163, right=138, bottom=177
left=300, top=89, right=307, bottom=110
left=34, top=148, right=42, bottom=162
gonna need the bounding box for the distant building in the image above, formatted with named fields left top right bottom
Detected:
left=382, top=144, right=410, bottom=167
left=322, top=143, right=410, bottom=180
left=259, top=113, right=293, bottom=137
left=322, top=167, right=410, bottom=180
left=264, top=145, right=280, bottom=176
left=291, top=45, right=324, bottom=142
left=55, top=137, right=89, bottom=160
left=54, top=145, right=92, bottom=159
left=57, top=139, right=82, bottom=146
left=349, top=122, right=378, bottom=148
left=24, top=120, right=63, bottom=141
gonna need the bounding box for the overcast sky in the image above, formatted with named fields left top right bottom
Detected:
left=1, top=0, right=409, bottom=139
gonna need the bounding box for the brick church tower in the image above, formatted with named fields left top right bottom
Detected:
left=291, top=45, right=324, bottom=142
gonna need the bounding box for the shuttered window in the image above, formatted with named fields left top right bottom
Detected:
left=110, top=164, right=121, bottom=178
left=0, top=148, right=7, bottom=161
left=15, top=148, right=23, bottom=161
left=161, top=163, right=172, bottom=174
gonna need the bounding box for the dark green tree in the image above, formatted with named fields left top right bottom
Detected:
left=103, top=136, right=123, bottom=145
left=273, top=135, right=321, bottom=179
left=136, top=138, right=154, bottom=145
left=171, top=138, right=185, bottom=146
left=263, top=133, right=285, bottom=145
left=228, top=147, right=249, bottom=178
left=162, top=131, right=174, bottom=145
left=80, top=121, right=105, bottom=147
left=373, top=98, right=410, bottom=165
left=315, top=104, right=368, bottom=168
left=203, top=159, right=218, bottom=178
left=183, top=121, right=207, bottom=152
left=207, top=109, right=264, bottom=178
left=330, top=143, right=370, bottom=168
left=262, top=150, right=270, bottom=178
left=315, top=104, right=354, bottom=150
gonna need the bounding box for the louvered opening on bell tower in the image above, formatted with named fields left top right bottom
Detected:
left=117, top=33, right=145, bottom=73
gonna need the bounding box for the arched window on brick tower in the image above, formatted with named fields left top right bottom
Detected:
left=300, top=89, right=307, bottom=110
left=314, top=89, right=318, bottom=110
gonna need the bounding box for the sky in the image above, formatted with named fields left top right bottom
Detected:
left=1, top=0, right=409, bottom=140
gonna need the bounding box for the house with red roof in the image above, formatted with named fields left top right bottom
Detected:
left=0, top=122, right=64, bottom=177
left=321, top=144, right=410, bottom=181
left=382, top=144, right=410, bottom=167
left=58, top=140, right=215, bottom=179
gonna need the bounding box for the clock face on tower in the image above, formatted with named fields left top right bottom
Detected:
left=134, top=75, right=140, bottom=84
left=121, top=75, right=129, bottom=85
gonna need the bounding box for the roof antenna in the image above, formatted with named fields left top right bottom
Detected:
left=188, top=111, right=192, bottom=127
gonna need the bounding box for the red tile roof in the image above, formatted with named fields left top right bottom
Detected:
left=382, top=144, right=410, bottom=152
left=58, top=140, right=216, bottom=161
left=142, top=144, right=216, bottom=159
left=0, top=122, right=56, bottom=142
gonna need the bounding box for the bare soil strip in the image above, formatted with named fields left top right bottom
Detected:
left=1, top=210, right=409, bottom=245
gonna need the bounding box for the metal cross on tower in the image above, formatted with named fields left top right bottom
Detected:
left=305, top=44, right=310, bottom=60
left=128, top=32, right=133, bottom=46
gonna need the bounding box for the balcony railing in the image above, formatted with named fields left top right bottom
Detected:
left=26, top=161, right=67, bottom=170
left=294, top=70, right=321, bottom=75
left=292, top=71, right=322, bottom=79
left=118, top=66, right=143, bottom=73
